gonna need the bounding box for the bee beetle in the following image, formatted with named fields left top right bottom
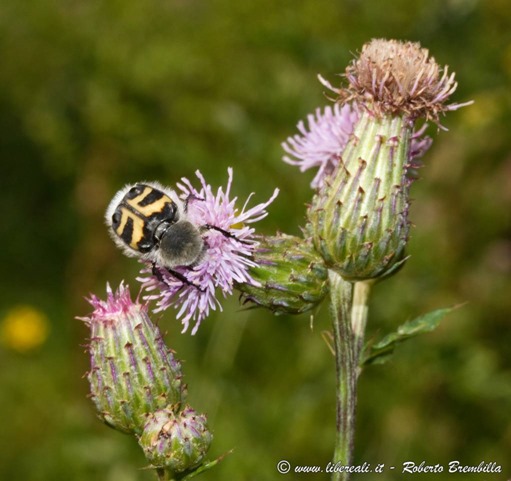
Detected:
left=106, top=182, right=206, bottom=283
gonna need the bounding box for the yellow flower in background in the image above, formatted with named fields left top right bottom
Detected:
left=0, top=305, right=50, bottom=353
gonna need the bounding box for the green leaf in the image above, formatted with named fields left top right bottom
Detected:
left=177, top=450, right=233, bottom=480
left=361, top=305, right=462, bottom=367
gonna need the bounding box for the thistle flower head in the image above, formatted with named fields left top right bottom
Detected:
left=321, top=38, right=472, bottom=124
left=138, top=405, right=212, bottom=473
left=307, top=38, right=472, bottom=280
left=80, top=283, right=186, bottom=434
left=139, top=169, right=279, bottom=334
left=237, top=234, right=329, bottom=315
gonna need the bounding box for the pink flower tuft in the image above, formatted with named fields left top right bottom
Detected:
left=80, top=282, right=140, bottom=325
left=282, top=103, right=359, bottom=189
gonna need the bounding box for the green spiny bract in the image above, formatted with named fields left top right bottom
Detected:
left=138, top=405, right=212, bottom=473
left=83, top=285, right=186, bottom=435
left=307, top=113, right=411, bottom=280
left=237, top=233, right=329, bottom=314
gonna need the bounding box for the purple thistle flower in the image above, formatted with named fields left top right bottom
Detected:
left=138, top=168, right=279, bottom=334
left=282, top=101, right=434, bottom=188
left=282, top=103, right=359, bottom=189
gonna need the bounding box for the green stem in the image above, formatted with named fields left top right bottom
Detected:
left=351, top=281, right=372, bottom=370
left=329, top=275, right=373, bottom=481
left=156, top=468, right=176, bottom=481
left=329, top=271, right=355, bottom=481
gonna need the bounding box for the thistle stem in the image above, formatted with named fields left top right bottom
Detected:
left=329, top=271, right=355, bottom=481
left=156, top=468, right=176, bottom=481
left=329, top=274, right=373, bottom=481
left=351, top=281, right=372, bottom=367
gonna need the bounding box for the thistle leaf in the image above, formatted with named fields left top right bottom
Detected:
left=361, top=305, right=461, bottom=367
left=176, top=450, right=233, bottom=480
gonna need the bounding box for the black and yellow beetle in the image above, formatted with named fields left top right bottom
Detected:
left=106, top=182, right=205, bottom=271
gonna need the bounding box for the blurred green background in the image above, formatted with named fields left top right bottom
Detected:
left=1, top=0, right=510, bottom=480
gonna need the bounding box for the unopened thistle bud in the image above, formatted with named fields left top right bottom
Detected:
left=237, top=234, right=329, bottom=314
left=80, top=284, right=186, bottom=435
left=308, top=39, right=471, bottom=280
left=139, top=405, right=212, bottom=473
